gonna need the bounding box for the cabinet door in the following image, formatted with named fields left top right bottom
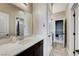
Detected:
left=16, top=40, right=43, bottom=56
left=16, top=46, right=34, bottom=56
left=34, top=40, right=43, bottom=56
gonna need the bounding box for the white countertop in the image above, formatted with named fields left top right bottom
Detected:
left=0, top=35, right=44, bottom=56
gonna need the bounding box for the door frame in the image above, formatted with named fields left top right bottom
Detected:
left=54, top=18, right=65, bottom=47
left=71, top=3, right=78, bottom=56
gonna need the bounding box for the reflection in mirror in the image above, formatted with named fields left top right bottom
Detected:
left=24, top=12, right=32, bottom=37
left=16, top=11, right=32, bottom=40
left=16, top=11, right=24, bottom=40
left=0, top=12, right=10, bottom=45
left=16, top=11, right=33, bottom=40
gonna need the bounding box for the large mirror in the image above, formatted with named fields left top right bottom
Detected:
left=0, top=3, right=33, bottom=45
left=16, top=11, right=33, bottom=40
left=0, top=11, right=33, bottom=44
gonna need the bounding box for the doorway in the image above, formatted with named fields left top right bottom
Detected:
left=54, top=20, right=65, bottom=47
left=51, top=19, right=68, bottom=56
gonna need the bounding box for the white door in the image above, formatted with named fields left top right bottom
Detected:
left=71, top=4, right=79, bottom=56
left=0, top=12, right=9, bottom=37
left=74, top=4, right=79, bottom=56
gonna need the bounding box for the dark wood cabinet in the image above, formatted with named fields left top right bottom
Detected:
left=16, top=40, right=43, bottom=56
left=34, top=40, right=43, bottom=56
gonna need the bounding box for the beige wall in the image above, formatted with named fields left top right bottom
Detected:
left=12, top=3, right=32, bottom=13
left=52, top=11, right=66, bottom=20
left=32, top=4, right=48, bottom=35
left=32, top=4, right=49, bottom=56
left=65, top=3, right=74, bottom=56
left=0, top=3, right=22, bottom=35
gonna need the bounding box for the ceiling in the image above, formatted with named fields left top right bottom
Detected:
left=52, top=3, right=68, bottom=14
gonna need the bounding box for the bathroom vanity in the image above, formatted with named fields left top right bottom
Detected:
left=16, top=40, right=43, bottom=56
left=0, top=35, right=44, bottom=56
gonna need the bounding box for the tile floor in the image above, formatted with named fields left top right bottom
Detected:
left=50, top=42, right=68, bottom=56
